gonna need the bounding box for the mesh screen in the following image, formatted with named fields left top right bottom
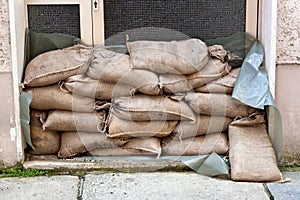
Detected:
left=27, top=5, right=80, bottom=38
left=104, top=0, right=246, bottom=44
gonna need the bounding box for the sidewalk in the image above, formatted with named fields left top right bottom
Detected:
left=0, top=171, right=299, bottom=200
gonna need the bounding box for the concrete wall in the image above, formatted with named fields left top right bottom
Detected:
left=276, top=0, right=300, bottom=161
left=0, top=0, right=19, bottom=168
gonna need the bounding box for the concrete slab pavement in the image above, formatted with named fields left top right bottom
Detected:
left=267, top=171, right=300, bottom=200
left=0, top=176, right=79, bottom=200
left=0, top=171, right=299, bottom=200
left=82, top=172, right=269, bottom=200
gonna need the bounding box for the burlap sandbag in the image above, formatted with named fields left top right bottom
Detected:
left=107, top=113, right=178, bottom=138
left=173, top=115, right=233, bottom=140
left=24, top=84, right=98, bottom=112
left=62, top=74, right=135, bottom=100
left=126, top=38, right=209, bottom=74
left=184, top=92, right=257, bottom=118
left=111, top=94, right=196, bottom=122
left=86, top=48, right=162, bottom=95
left=42, top=110, right=106, bottom=133
left=194, top=68, right=240, bottom=93
left=29, top=110, right=60, bottom=155
left=229, top=113, right=283, bottom=182
left=58, top=132, right=130, bottom=158
left=88, top=148, right=155, bottom=156
left=124, top=137, right=161, bottom=156
left=23, top=45, right=92, bottom=87
left=159, top=58, right=231, bottom=93
left=162, top=132, right=228, bottom=156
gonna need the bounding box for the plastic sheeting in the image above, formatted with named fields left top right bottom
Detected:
left=24, top=29, right=81, bottom=66
left=231, top=41, right=283, bottom=160
left=20, top=91, right=33, bottom=150
left=207, top=32, right=282, bottom=160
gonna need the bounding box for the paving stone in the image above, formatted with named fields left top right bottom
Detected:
left=267, top=171, right=300, bottom=200
left=0, top=175, right=79, bottom=200
left=82, top=172, right=269, bottom=200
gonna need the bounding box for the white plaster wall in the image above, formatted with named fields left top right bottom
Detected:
left=277, top=0, right=300, bottom=64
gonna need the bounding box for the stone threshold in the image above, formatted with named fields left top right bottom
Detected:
left=23, top=155, right=189, bottom=173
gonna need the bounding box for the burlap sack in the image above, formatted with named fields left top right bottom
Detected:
left=86, top=48, right=162, bottom=95
left=194, top=68, right=240, bottom=93
left=42, top=110, right=106, bottom=133
left=229, top=113, right=283, bottom=182
left=24, top=84, right=98, bottom=112
left=87, top=148, right=155, bottom=156
left=111, top=95, right=196, bottom=122
left=107, top=113, right=178, bottom=138
left=23, top=45, right=92, bottom=87
left=173, top=115, right=233, bottom=140
left=126, top=38, right=209, bottom=74
left=159, top=58, right=231, bottom=93
left=124, top=137, right=161, bottom=156
left=62, top=74, right=135, bottom=100
left=162, top=132, right=228, bottom=156
left=58, top=132, right=130, bottom=158
left=184, top=92, right=258, bottom=118
left=28, top=110, right=60, bottom=155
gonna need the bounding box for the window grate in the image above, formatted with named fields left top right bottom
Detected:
left=104, top=0, right=246, bottom=44
left=27, top=5, right=80, bottom=38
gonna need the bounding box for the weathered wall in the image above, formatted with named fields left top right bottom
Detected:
left=276, top=0, right=300, bottom=162
left=277, top=0, right=300, bottom=64
left=0, top=0, right=12, bottom=71
left=0, top=0, right=19, bottom=168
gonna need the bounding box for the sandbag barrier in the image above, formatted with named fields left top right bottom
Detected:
left=22, top=39, right=282, bottom=182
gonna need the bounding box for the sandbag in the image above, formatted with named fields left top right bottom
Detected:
left=111, top=94, right=196, bottom=122
left=42, top=110, right=106, bottom=133
left=194, top=68, right=240, bottom=93
left=28, top=110, right=60, bottom=155
left=88, top=148, right=155, bottom=156
left=107, top=113, right=178, bottom=138
left=184, top=92, right=258, bottom=118
left=173, top=115, right=233, bottom=140
left=88, top=137, right=161, bottom=156
left=24, top=84, right=98, bottom=112
left=23, top=45, right=92, bottom=87
left=124, top=137, right=161, bottom=156
left=86, top=48, right=162, bottom=95
left=126, top=38, right=209, bottom=74
left=62, top=74, right=135, bottom=100
left=229, top=113, right=283, bottom=182
left=159, top=58, right=231, bottom=93
left=162, top=132, right=228, bottom=156
left=58, top=132, right=130, bottom=158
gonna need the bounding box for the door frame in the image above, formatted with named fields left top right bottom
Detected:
left=9, top=0, right=277, bottom=165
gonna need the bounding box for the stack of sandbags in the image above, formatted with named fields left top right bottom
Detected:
left=22, top=37, right=281, bottom=182
left=165, top=71, right=259, bottom=156
left=106, top=94, right=196, bottom=157
left=22, top=45, right=120, bottom=158
left=107, top=39, right=237, bottom=157
left=62, top=48, right=164, bottom=157
left=22, top=44, right=165, bottom=158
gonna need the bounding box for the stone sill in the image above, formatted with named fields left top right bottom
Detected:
left=23, top=155, right=189, bottom=173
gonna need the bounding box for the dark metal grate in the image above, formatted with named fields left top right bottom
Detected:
left=27, top=5, right=80, bottom=37
left=104, top=0, right=246, bottom=44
